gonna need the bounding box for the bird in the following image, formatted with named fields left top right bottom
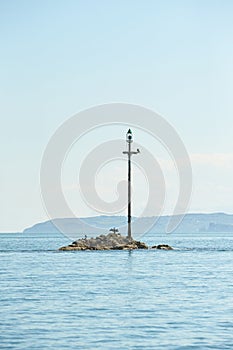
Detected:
left=137, top=148, right=140, bottom=153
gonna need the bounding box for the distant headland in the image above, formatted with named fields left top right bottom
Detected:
left=22, top=213, right=233, bottom=235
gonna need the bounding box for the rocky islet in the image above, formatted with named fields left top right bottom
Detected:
left=59, top=232, right=173, bottom=251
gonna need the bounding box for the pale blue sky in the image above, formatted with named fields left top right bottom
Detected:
left=1, top=0, right=233, bottom=231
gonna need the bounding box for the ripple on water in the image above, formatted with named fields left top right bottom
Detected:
left=1, top=233, right=233, bottom=349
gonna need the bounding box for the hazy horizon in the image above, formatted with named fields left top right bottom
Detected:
left=2, top=211, right=233, bottom=234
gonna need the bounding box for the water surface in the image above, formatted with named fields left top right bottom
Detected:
left=1, top=232, right=233, bottom=349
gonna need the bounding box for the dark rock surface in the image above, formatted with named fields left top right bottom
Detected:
left=151, top=244, right=173, bottom=250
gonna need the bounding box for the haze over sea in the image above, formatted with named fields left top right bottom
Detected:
left=1, top=232, right=233, bottom=349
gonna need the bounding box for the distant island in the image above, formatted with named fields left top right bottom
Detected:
left=22, top=213, right=233, bottom=235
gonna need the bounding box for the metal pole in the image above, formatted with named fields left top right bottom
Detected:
left=128, top=141, right=132, bottom=240
left=122, top=129, right=140, bottom=241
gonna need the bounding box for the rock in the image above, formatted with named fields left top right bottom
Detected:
left=152, top=244, right=173, bottom=250
left=135, top=241, right=148, bottom=249
left=59, top=233, right=148, bottom=251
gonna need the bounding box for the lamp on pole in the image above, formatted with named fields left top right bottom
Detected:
left=122, top=129, right=140, bottom=240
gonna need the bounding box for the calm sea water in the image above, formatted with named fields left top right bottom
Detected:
left=1, top=232, right=233, bottom=350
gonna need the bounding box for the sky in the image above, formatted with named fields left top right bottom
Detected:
left=1, top=0, right=233, bottom=232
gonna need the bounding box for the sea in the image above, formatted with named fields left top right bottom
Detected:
left=0, top=232, right=233, bottom=350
